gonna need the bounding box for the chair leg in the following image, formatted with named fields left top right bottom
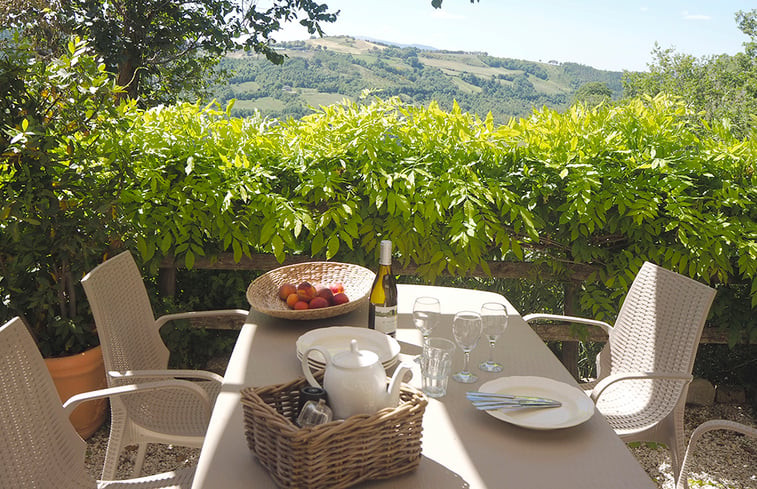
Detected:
left=101, top=412, right=128, bottom=480
left=659, top=400, right=687, bottom=489
left=132, top=442, right=148, bottom=478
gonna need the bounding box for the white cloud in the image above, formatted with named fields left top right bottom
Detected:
left=640, top=6, right=649, bottom=12
left=682, top=10, right=711, bottom=21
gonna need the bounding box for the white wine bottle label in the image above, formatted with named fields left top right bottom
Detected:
left=373, top=305, right=397, bottom=335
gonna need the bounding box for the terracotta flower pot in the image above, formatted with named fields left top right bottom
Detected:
left=45, top=345, right=108, bottom=439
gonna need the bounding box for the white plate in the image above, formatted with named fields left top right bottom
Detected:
left=478, top=376, right=595, bottom=430
left=296, top=326, right=401, bottom=366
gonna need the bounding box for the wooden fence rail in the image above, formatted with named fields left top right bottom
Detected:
left=159, top=253, right=733, bottom=378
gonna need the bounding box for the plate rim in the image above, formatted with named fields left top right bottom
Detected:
left=298, top=355, right=399, bottom=369
left=296, top=326, right=401, bottom=364
left=478, top=375, right=595, bottom=430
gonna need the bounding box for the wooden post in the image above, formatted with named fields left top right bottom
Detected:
left=561, top=281, right=580, bottom=380
left=158, top=264, right=176, bottom=298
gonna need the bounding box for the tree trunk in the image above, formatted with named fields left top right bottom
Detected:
left=117, top=58, right=139, bottom=100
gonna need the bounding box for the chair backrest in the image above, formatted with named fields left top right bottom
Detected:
left=603, top=261, right=716, bottom=406
left=610, top=261, right=716, bottom=374
left=0, top=317, right=95, bottom=488
left=81, top=250, right=170, bottom=384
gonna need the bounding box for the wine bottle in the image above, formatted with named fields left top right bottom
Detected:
left=368, top=239, right=398, bottom=337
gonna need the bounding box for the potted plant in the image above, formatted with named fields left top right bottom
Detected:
left=0, top=36, right=132, bottom=437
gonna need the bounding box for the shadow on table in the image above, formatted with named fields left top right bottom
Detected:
left=362, top=456, right=470, bottom=488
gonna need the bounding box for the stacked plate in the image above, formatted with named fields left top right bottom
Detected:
left=296, top=326, right=401, bottom=371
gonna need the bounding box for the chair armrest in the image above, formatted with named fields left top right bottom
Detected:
left=109, top=369, right=224, bottom=383
left=677, top=419, right=757, bottom=489
left=155, top=309, right=248, bottom=329
left=688, top=419, right=757, bottom=442
left=590, top=371, right=693, bottom=403
left=522, top=313, right=613, bottom=333
left=62, top=379, right=211, bottom=416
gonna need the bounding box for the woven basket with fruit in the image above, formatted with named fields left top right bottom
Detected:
left=246, top=262, right=374, bottom=319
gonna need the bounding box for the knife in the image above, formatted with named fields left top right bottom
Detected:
left=466, top=391, right=562, bottom=406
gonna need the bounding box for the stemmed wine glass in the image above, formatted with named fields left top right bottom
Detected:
left=451, top=310, right=482, bottom=383
left=413, top=296, right=440, bottom=347
left=479, top=302, right=508, bottom=372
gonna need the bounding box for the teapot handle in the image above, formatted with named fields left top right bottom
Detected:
left=302, top=346, right=330, bottom=388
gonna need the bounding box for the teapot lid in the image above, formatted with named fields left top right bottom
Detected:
left=332, top=339, right=379, bottom=368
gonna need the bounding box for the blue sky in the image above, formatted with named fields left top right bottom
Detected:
left=277, top=1, right=754, bottom=72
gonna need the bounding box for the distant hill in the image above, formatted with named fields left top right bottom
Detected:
left=212, top=35, right=624, bottom=123
left=355, top=35, right=439, bottom=52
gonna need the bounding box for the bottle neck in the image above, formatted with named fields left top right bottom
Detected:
left=379, top=240, right=392, bottom=265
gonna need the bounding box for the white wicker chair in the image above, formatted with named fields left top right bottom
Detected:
left=81, top=250, right=248, bottom=480
left=0, top=316, right=196, bottom=488
left=676, top=419, right=757, bottom=489
left=523, top=261, right=716, bottom=486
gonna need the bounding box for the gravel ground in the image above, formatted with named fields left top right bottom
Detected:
left=84, top=403, right=756, bottom=487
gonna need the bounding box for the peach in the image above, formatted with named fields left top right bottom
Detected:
left=297, top=281, right=317, bottom=302
left=286, top=293, right=299, bottom=309
left=294, top=300, right=310, bottom=310
left=315, top=286, right=334, bottom=304
left=329, top=282, right=345, bottom=294
left=309, top=297, right=329, bottom=309
left=278, top=283, right=297, bottom=301
left=332, top=292, right=349, bottom=305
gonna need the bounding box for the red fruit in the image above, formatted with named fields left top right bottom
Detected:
left=332, top=292, right=349, bottom=305
left=286, top=293, right=299, bottom=309
left=278, top=283, right=297, bottom=301
left=309, top=297, right=329, bottom=309
left=329, top=282, right=345, bottom=294
left=315, top=286, right=334, bottom=304
left=297, top=281, right=317, bottom=302
left=294, top=300, right=310, bottom=310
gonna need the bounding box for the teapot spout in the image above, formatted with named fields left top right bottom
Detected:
left=386, top=363, right=413, bottom=406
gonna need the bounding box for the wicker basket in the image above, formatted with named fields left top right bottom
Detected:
left=240, top=374, right=428, bottom=489
left=246, top=261, right=374, bottom=320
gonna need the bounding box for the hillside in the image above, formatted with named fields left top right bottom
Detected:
left=213, top=36, right=624, bottom=123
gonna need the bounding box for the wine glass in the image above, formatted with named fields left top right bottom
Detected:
left=479, top=302, right=508, bottom=372
left=451, top=310, right=482, bottom=383
left=413, top=296, right=440, bottom=346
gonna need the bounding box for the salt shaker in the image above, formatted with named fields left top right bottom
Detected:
left=297, top=399, right=333, bottom=428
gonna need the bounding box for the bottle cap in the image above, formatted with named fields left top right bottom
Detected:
left=379, top=240, right=392, bottom=265
left=298, top=385, right=328, bottom=413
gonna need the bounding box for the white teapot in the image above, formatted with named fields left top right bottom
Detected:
left=302, top=339, right=412, bottom=420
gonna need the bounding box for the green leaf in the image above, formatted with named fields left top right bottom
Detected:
left=326, top=234, right=340, bottom=259
left=185, top=251, right=195, bottom=269
left=271, top=235, right=285, bottom=262
left=311, top=233, right=325, bottom=255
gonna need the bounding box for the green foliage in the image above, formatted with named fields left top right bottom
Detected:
left=110, top=95, right=756, bottom=342
left=153, top=296, right=238, bottom=369
left=572, top=81, right=613, bottom=106
left=3, top=0, right=337, bottom=104
left=0, top=37, right=133, bottom=356
left=623, top=9, right=757, bottom=138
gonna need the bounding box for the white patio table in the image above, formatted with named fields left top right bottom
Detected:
left=191, top=284, right=656, bottom=489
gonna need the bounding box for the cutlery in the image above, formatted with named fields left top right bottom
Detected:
left=470, top=400, right=562, bottom=410
left=466, top=391, right=561, bottom=405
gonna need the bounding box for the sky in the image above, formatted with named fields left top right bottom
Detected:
left=276, top=1, right=754, bottom=72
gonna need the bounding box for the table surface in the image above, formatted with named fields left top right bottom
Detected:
left=191, top=284, right=656, bottom=489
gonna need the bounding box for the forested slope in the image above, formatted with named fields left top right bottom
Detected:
left=212, top=36, right=624, bottom=122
